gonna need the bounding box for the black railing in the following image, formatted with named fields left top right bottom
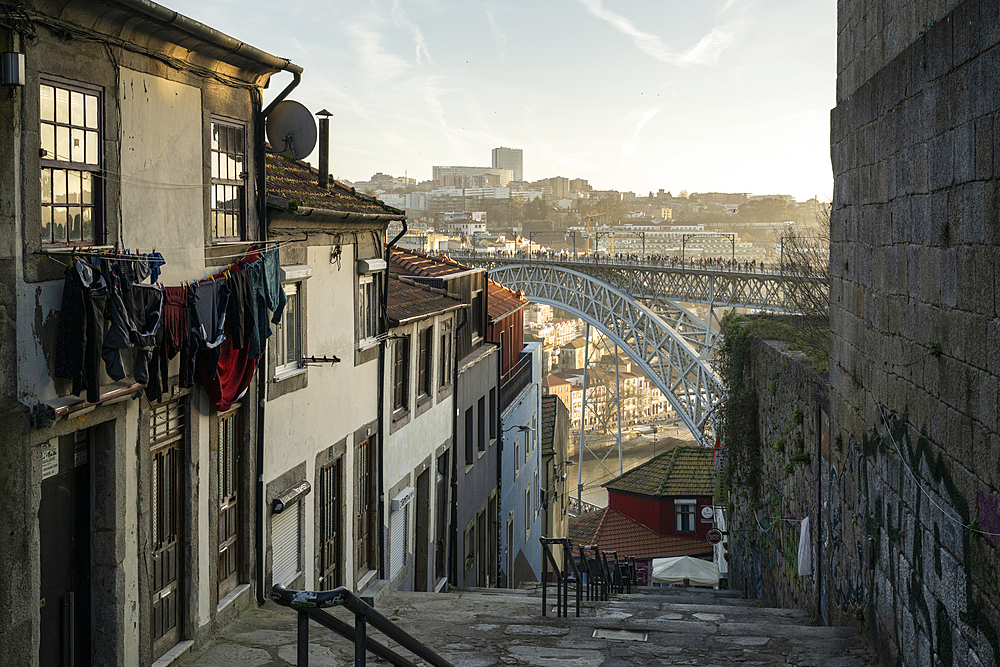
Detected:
left=271, top=584, right=454, bottom=667
left=499, top=354, right=532, bottom=410
left=540, top=537, right=583, bottom=618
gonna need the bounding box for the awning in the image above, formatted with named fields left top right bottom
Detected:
left=650, top=556, right=719, bottom=586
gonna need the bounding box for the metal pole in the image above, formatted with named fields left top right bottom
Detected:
left=614, top=347, right=622, bottom=477
left=577, top=324, right=589, bottom=511
left=541, top=543, right=548, bottom=616
left=355, top=614, right=367, bottom=667
left=298, top=611, right=309, bottom=667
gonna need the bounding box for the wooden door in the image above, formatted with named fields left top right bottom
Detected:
left=150, top=399, right=186, bottom=657
left=319, top=458, right=342, bottom=589
left=218, top=408, right=241, bottom=599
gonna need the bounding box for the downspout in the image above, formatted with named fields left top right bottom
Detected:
left=449, top=310, right=468, bottom=585
left=378, top=221, right=407, bottom=580
left=491, top=339, right=502, bottom=588
left=255, top=67, right=301, bottom=605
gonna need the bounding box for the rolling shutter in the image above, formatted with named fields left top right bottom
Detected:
left=272, top=502, right=300, bottom=586
left=390, top=507, right=407, bottom=577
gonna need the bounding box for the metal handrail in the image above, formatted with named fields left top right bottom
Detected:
left=271, top=584, right=455, bottom=667
left=540, top=537, right=583, bottom=617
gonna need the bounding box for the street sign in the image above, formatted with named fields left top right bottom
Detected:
left=701, top=505, right=715, bottom=520
left=707, top=528, right=723, bottom=545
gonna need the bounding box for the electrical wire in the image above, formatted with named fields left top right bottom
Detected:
left=877, top=403, right=1000, bottom=537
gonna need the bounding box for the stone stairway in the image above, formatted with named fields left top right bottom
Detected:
left=177, top=585, right=873, bottom=666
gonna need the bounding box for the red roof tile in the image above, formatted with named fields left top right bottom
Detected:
left=569, top=507, right=712, bottom=560
left=487, top=279, right=526, bottom=322
left=389, top=247, right=475, bottom=278
left=387, top=275, right=466, bottom=326
left=265, top=152, right=405, bottom=216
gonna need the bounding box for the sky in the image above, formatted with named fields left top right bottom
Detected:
left=167, top=0, right=837, bottom=201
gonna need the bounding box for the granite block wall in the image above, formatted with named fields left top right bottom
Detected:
left=831, top=0, right=1000, bottom=664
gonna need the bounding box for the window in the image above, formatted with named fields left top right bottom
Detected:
left=465, top=408, right=474, bottom=465
left=40, top=79, right=101, bottom=245
left=439, top=331, right=452, bottom=387
left=210, top=119, right=246, bottom=241
left=359, top=275, right=379, bottom=344
left=274, top=283, right=301, bottom=374
left=477, top=396, right=486, bottom=452
left=675, top=500, right=696, bottom=533
left=464, top=521, right=475, bottom=577
left=534, top=468, right=539, bottom=516
left=470, top=290, right=483, bottom=340
left=525, top=486, right=531, bottom=539
left=514, top=437, right=520, bottom=477
left=393, top=336, right=410, bottom=412
left=418, top=327, right=432, bottom=397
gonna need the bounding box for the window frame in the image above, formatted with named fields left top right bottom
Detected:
left=39, top=76, right=103, bottom=247
left=674, top=500, right=697, bottom=533
left=209, top=116, right=248, bottom=242
left=392, top=335, right=411, bottom=413
left=358, top=274, right=380, bottom=347
left=274, top=282, right=302, bottom=376
left=417, top=326, right=433, bottom=398
left=439, top=329, right=452, bottom=388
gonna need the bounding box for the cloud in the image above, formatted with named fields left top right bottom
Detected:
left=577, top=0, right=736, bottom=66
left=485, top=7, right=507, bottom=59
left=344, top=20, right=412, bottom=81
left=618, top=106, right=663, bottom=172
left=391, top=0, right=435, bottom=65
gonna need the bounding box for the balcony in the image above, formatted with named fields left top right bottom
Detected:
left=500, top=354, right=533, bottom=411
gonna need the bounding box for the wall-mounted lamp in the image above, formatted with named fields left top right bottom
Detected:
left=502, top=424, right=532, bottom=436
left=1, top=53, right=26, bottom=87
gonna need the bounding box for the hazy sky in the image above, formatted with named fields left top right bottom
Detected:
left=167, top=0, right=836, bottom=200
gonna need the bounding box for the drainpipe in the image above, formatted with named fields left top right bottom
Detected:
left=449, top=310, right=468, bottom=586
left=378, top=221, right=407, bottom=581
left=255, top=67, right=301, bottom=605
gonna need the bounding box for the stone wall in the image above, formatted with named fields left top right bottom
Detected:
left=728, top=337, right=827, bottom=617
left=831, top=0, right=1000, bottom=664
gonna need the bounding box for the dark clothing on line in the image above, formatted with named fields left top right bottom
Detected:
left=102, top=282, right=164, bottom=386
left=54, top=260, right=108, bottom=404
left=162, top=286, right=191, bottom=388
left=263, top=249, right=286, bottom=325
left=225, top=267, right=253, bottom=350
left=247, top=260, right=270, bottom=359
left=188, top=279, right=230, bottom=383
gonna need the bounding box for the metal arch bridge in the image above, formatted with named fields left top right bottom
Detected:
left=448, top=255, right=825, bottom=447
left=479, top=262, right=724, bottom=445
left=452, top=255, right=827, bottom=314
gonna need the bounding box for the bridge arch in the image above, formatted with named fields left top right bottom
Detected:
left=487, top=263, right=723, bottom=444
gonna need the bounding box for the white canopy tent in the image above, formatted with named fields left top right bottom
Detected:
left=650, top=556, right=719, bottom=587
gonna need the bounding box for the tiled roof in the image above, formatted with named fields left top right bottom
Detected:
left=389, top=247, right=474, bottom=278
left=265, top=152, right=405, bottom=216
left=387, top=275, right=465, bottom=326
left=562, top=338, right=586, bottom=349
left=487, top=279, right=526, bottom=322
left=569, top=507, right=712, bottom=560
left=542, top=374, right=571, bottom=387
left=604, top=445, right=714, bottom=498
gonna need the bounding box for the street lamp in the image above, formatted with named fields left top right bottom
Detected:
left=528, top=231, right=542, bottom=260
left=564, top=230, right=578, bottom=260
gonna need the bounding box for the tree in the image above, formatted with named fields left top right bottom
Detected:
left=775, top=202, right=831, bottom=364
left=736, top=197, right=794, bottom=223
left=525, top=197, right=551, bottom=222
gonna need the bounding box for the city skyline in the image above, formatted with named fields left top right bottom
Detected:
left=166, top=0, right=836, bottom=201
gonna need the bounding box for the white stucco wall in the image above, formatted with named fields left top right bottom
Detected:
left=263, top=242, right=381, bottom=590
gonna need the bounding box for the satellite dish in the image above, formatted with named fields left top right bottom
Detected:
left=266, top=100, right=317, bottom=160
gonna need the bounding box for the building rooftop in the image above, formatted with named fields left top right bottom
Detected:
left=569, top=506, right=712, bottom=560
left=540, top=395, right=558, bottom=453
left=265, top=152, right=406, bottom=216
left=542, top=374, right=571, bottom=388
left=603, top=445, right=714, bottom=498
left=488, top=280, right=527, bottom=323
left=389, top=247, right=475, bottom=278
left=387, top=275, right=466, bottom=326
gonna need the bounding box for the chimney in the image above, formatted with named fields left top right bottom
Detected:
left=317, top=109, right=332, bottom=189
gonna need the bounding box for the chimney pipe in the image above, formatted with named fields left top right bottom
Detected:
left=317, top=109, right=332, bottom=189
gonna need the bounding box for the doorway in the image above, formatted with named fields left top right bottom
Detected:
left=414, top=468, right=431, bottom=591
left=39, top=430, right=92, bottom=667
left=319, top=458, right=342, bottom=589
